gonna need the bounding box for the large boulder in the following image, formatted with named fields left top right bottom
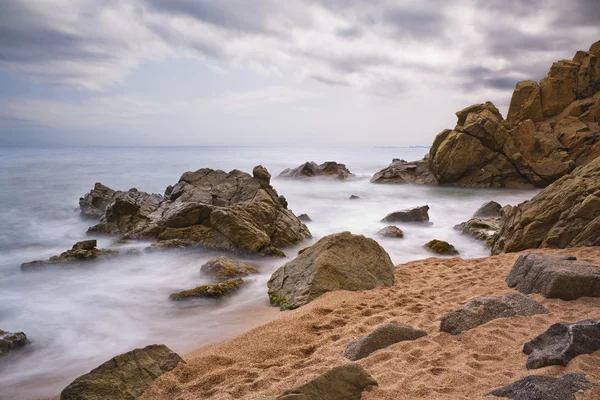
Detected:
left=267, top=232, right=395, bottom=309
left=169, top=278, right=245, bottom=301
left=492, top=157, right=600, bottom=254
left=381, top=205, right=429, bottom=223
left=85, top=166, right=311, bottom=256
left=200, top=256, right=257, bottom=280
left=278, top=161, right=354, bottom=181
left=487, top=373, right=590, bottom=400
left=60, top=344, right=183, bottom=400
left=440, top=293, right=548, bottom=335
left=344, top=323, right=427, bottom=361
left=506, top=254, right=600, bottom=300
left=523, top=320, right=600, bottom=369
left=0, top=330, right=29, bottom=357
left=370, top=158, right=436, bottom=184
left=21, top=240, right=118, bottom=270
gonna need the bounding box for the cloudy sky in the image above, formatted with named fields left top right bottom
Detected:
left=1, top=0, right=599, bottom=146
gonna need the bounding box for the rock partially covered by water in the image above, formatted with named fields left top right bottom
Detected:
left=267, top=232, right=395, bottom=309
left=455, top=201, right=503, bottom=244
left=370, top=158, right=436, bottom=185
left=523, top=320, right=600, bottom=369
left=381, top=205, right=429, bottom=223
left=487, top=373, right=590, bottom=400
left=86, top=167, right=311, bottom=256
left=424, top=239, right=458, bottom=255
left=60, top=344, right=184, bottom=400
left=0, top=330, right=29, bottom=357
left=79, top=183, right=124, bottom=219
left=440, top=293, right=548, bottom=335
left=200, top=257, right=258, bottom=280
left=21, top=240, right=118, bottom=270
left=377, top=226, right=404, bottom=239
left=278, top=161, right=354, bottom=180
left=344, top=323, right=427, bottom=361
left=506, top=254, right=600, bottom=300
left=472, top=201, right=502, bottom=218
left=169, top=278, right=245, bottom=301
left=298, top=214, right=312, bottom=222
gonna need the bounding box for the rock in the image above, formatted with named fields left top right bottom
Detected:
left=492, top=157, right=600, bottom=254
left=21, top=240, right=118, bottom=270
left=85, top=167, right=311, bottom=256
left=275, top=363, right=377, bottom=400
left=540, top=60, right=579, bottom=118
left=60, top=344, right=183, bottom=400
left=297, top=214, right=312, bottom=222
left=506, top=80, right=544, bottom=127
left=454, top=217, right=500, bottom=244
left=424, top=239, right=458, bottom=255
left=473, top=201, right=502, bottom=218
left=377, top=226, right=404, bottom=239
left=349, top=195, right=360, bottom=200
left=523, top=319, right=600, bottom=369
left=439, top=293, right=548, bottom=335
left=200, top=256, right=258, bottom=280
left=506, top=254, right=600, bottom=300
left=79, top=183, right=124, bottom=219
left=487, top=373, right=590, bottom=400
left=381, top=205, right=429, bottom=223
left=278, top=161, right=354, bottom=181
left=370, top=158, right=436, bottom=185
left=169, top=278, right=245, bottom=301
left=344, top=323, right=427, bottom=361
left=267, top=232, right=395, bottom=309
left=0, top=330, right=29, bottom=357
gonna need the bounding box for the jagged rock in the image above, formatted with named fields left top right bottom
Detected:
left=0, top=330, right=29, bottom=357
left=297, top=214, right=312, bottom=222
left=381, top=205, right=429, bottom=223
left=349, top=195, right=360, bottom=200
left=370, top=158, right=436, bottom=184
left=473, top=201, right=502, bottom=218
left=79, top=183, right=125, bottom=219
left=506, top=80, right=544, bottom=127
left=21, top=240, right=118, bottom=270
left=275, top=363, right=377, bottom=400
left=523, top=320, right=600, bottom=369
left=492, top=157, right=600, bottom=254
left=505, top=254, right=600, bottom=300
left=454, top=217, right=500, bottom=243
left=440, top=293, right=548, bottom=335
left=487, top=373, right=590, bottom=400
left=85, top=167, right=311, bottom=256
left=377, top=226, right=404, bottom=239
left=267, top=232, right=394, bottom=309
left=278, top=161, right=354, bottom=181
left=60, top=344, right=183, bottom=400
left=344, top=323, right=427, bottom=361
left=200, top=256, right=258, bottom=280
left=169, top=278, right=245, bottom=301
left=424, top=239, right=458, bottom=255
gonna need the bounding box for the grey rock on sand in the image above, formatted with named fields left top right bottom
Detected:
left=487, top=372, right=590, bottom=400
left=344, top=323, right=427, bottom=361
left=278, top=161, right=354, bottom=181
left=381, top=205, right=429, bottom=223
left=0, top=330, right=29, bottom=357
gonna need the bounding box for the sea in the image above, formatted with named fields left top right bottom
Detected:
left=0, top=146, right=539, bottom=399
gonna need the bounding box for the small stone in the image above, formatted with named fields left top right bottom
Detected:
left=344, top=323, right=427, bottom=361
left=349, top=195, right=360, bottom=200
left=377, top=226, right=404, bottom=239
left=424, top=239, right=458, bottom=255
left=169, top=278, right=245, bottom=300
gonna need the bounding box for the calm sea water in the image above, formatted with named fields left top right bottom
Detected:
left=0, top=147, right=539, bottom=399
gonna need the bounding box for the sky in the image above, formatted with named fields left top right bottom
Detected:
left=0, top=0, right=599, bottom=147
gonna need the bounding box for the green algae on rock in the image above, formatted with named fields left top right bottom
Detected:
left=169, top=278, right=245, bottom=301
left=200, top=256, right=258, bottom=280
left=424, top=239, right=459, bottom=255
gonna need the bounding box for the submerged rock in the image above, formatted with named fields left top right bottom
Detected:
left=523, top=319, right=600, bottom=369
left=21, top=240, right=118, bottom=270
left=349, top=194, right=360, bottom=200
left=267, top=232, right=395, bottom=309
left=424, top=239, right=459, bottom=255
left=60, top=344, right=183, bottom=400
left=278, top=161, right=354, bottom=181
left=297, top=214, right=312, bottom=222
left=344, top=323, right=427, bottom=361
left=370, top=158, right=436, bottom=185
left=169, top=278, right=245, bottom=301
left=487, top=373, right=590, bottom=400
left=0, top=330, right=29, bottom=357
left=377, top=226, right=404, bottom=239
left=454, top=217, right=501, bottom=244
left=440, top=293, right=548, bottom=335
left=381, top=205, right=429, bottom=223
left=200, top=256, right=258, bottom=280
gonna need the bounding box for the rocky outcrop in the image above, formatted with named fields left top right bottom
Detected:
left=344, top=323, right=427, bottom=361
left=169, top=278, right=245, bottom=301
left=278, top=161, right=354, bottom=181
left=21, top=240, right=118, bottom=270
left=60, top=344, right=183, bottom=400
left=487, top=373, right=590, bottom=400
left=523, top=320, right=600, bottom=369
left=79, top=183, right=125, bottom=219
left=381, top=205, right=429, bottom=223
left=424, top=239, right=458, bottom=255
left=297, top=214, right=312, bottom=222
left=473, top=201, right=502, bottom=218
left=0, top=330, right=29, bottom=357
left=274, top=363, right=377, bottom=400
left=377, top=226, right=404, bottom=239
left=506, top=254, right=600, bottom=300
left=492, top=157, right=600, bottom=254
left=200, top=257, right=257, bottom=280
left=85, top=166, right=311, bottom=256
left=455, top=201, right=503, bottom=244
left=267, top=232, right=395, bottom=309
left=440, top=293, right=548, bottom=335
left=428, top=40, right=600, bottom=188
left=370, top=158, right=436, bottom=185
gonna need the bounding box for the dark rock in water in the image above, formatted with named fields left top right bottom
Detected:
left=0, top=330, right=29, bottom=357
left=278, top=161, right=354, bottom=181
left=21, top=240, right=118, bottom=270
left=454, top=217, right=501, bottom=244
left=472, top=201, right=502, bottom=218
left=424, top=239, right=459, bottom=255
left=506, top=254, right=600, bottom=300
left=349, top=195, right=360, bottom=200
left=523, top=319, right=600, bottom=369
left=298, top=214, right=312, bottom=222
left=487, top=372, right=589, bottom=400
left=79, top=183, right=124, bottom=219
left=200, top=256, right=258, bottom=280
left=377, top=226, right=404, bottom=239
left=370, top=158, right=436, bottom=185
left=344, top=323, right=427, bottom=361
left=268, top=232, right=394, bottom=309
left=85, top=166, right=311, bottom=256
left=275, top=363, right=377, bottom=400
left=381, top=205, right=429, bottom=223
left=60, top=344, right=184, bottom=400
left=169, top=278, right=245, bottom=300
left=440, top=293, right=548, bottom=335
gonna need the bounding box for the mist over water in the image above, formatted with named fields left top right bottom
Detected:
left=0, top=147, right=539, bottom=399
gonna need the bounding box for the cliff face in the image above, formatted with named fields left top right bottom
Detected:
left=428, top=40, right=600, bottom=188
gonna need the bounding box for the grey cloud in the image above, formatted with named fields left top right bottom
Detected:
left=335, top=26, right=363, bottom=39
left=382, top=7, right=443, bottom=38
left=311, top=75, right=350, bottom=86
